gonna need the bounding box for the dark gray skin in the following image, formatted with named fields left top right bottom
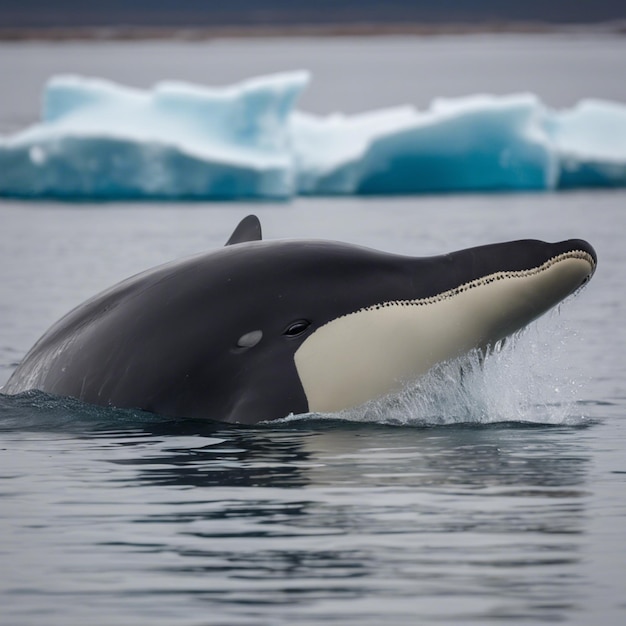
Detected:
left=3, top=216, right=596, bottom=424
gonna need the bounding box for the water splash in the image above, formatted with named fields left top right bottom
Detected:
left=283, top=313, right=590, bottom=427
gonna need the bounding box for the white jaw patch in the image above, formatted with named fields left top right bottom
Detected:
left=294, top=251, right=594, bottom=414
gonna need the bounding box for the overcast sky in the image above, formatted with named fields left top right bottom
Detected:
left=1, top=0, right=625, bottom=28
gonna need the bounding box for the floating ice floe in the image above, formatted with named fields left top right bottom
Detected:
left=0, top=72, right=625, bottom=200
left=0, top=72, right=308, bottom=200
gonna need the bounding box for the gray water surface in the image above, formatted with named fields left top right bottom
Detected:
left=1, top=34, right=626, bottom=626
left=2, top=193, right=625, bottom=626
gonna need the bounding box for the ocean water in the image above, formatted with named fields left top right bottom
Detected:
left=1, top=34, right=626, bottom=625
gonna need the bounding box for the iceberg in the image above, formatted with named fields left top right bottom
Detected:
left=1, top=72, right=625, bottom=200
left=292, top=94, right=557, bottom=194
left=0, top=72, right=310, bottom=200
left=549, top=99, right=626, bottom=189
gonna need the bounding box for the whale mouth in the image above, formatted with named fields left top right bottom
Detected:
left=384, top=247, right=597, bottom=311
left=544, top=241, right=597, bottom=294
left=567, top=249, right=596, bottom=289
left=454, top=237, right=598, bottom=303
left=555, top=238, right=597, bottom=278
left=456, top=246, right=597, bottom=308
left=473, top=247, right=597, bottom=297
left=561, top=238, right=597, bottom=265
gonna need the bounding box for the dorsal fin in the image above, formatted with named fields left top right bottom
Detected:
left=225, top=215, right=262, bottom=246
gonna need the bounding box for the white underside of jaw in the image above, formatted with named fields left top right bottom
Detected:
left=294, top=250, right=595, bottom=413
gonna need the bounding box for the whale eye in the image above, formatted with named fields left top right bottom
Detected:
left=283, top=319, right=311, bottom=338
left=236, top=329, right=263, bottom=350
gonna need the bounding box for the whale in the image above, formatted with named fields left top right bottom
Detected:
left=3, top=215, right=596, bottom=424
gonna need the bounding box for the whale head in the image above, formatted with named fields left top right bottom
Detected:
left=4, top=215, right=596, bottom=424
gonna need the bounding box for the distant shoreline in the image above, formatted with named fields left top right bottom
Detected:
left=1, top=21, right=625, bottom=42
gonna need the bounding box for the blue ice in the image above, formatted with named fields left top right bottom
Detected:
left=0, top=72, right=625, bottom=200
